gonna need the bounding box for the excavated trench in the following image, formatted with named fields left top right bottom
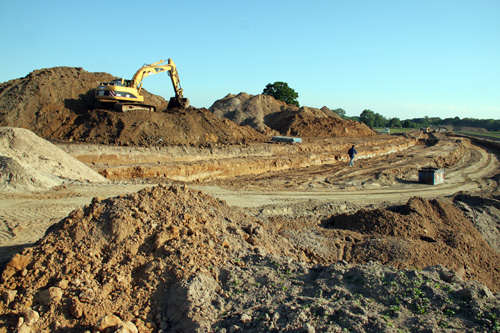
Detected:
left=61, top=134, right=421, bottom=182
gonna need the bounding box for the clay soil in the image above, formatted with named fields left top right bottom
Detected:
left=0, top=67, right=500, bottom=332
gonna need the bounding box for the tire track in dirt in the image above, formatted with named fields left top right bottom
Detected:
left=1, top=135, right=497, bottom=264
left=0, top=183, right=153, bottom=263
left=0, top=221, right=14, bottom=243
left=194, top=138, right=499, bottom=208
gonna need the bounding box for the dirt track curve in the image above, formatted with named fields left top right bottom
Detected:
left=196, top=134, right=498, bottom=208
left=0, top=132, right=498, bottom=265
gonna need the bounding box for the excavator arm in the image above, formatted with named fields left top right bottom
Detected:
left=130, top=58, right=187, bottom=108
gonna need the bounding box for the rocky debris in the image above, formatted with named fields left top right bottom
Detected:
left=216, top=258, right=500, bottom=332
left=0, top=185, right=499, bottom=332
left=209, top=92, right=375, bottom=137
left=0, top=127, right=107, bottom=192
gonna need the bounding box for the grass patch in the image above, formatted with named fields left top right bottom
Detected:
left=457, top=131, right=500, bottom=139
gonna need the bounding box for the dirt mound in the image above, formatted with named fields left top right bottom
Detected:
left=209, top=93, right=373, bottom=137
left=0, top=127, right=107, bottom=192
left=272, top=112, right=375, bottom=137
left=59, top=108, right=267, bottom=146
left=1, top=187, right=499, bottom=332
left=209, top=93, right=291, bottom=134
left=322, top=196, right=500, bottom=291
left=0, top=67, right=267, bottom=146
left=0, top=185, right=298, bottom=332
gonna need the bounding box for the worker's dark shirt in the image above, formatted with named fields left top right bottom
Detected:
left=348, top=148, right=357, bottom=158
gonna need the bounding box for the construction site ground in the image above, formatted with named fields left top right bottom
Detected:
left=1, top=131, right=498, bottom=265
left=2, top=130, right=500, bottom=332
left=1, top=66, right=500, bottom=331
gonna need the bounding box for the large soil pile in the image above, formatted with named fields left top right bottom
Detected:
left=1, top=186, right=499, bottom=332
left=272, top=112, right=375, bottom=137
left=0, top=127, right=107, bottom=192
left=0, top=67, right=267, bottom=146
left=209, top=92, right=375, bottom=137
left=0, top=185, right=298, bottom=332
left=320, top=197, right=500, bottom=290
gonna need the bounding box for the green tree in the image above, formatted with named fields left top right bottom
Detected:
left=374, top=113, right=387, bottom=127
left=359, top=109, right=376, bottom=127
left=403, top=119, right=415, bottom=128
left=263, top=81, right=299, bottom=107
left=388, top=117, right=401, bottom=128
left=333, top=108, right=346, bottom=118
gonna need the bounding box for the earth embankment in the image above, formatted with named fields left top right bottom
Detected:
left=62, top=134, right=419, bottom=182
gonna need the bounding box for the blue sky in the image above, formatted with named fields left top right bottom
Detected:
left=1, top=0, right=499, bottom=120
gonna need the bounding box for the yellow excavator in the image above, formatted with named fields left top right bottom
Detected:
left=94, top=58, right=189, bottom=112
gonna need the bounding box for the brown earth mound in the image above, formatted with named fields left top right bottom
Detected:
left=272, top=112, right=375, bottom=137
left=59, top=108, right=267, bottom=146
left=1, top=187, right=499, bottom=332
left=209, top=92, right=374, bottom=137
left=321, top=196, right=500, bottom=291
left=0, top=67, right=267, bottom=146
left=0, top=185, right=298, bottom=332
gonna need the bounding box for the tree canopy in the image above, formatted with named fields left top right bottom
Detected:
left=263, top=81, right=299, bottom=107
left=333, top=108, right=346, bottom=118
left=359, top=109, right=376, bottom=127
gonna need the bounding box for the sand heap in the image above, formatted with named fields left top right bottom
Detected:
left=0, top=127, right=107, bottom=192
left=0, top=67, right=267, bottom=146
left=209, top=92, right=375, bottom=137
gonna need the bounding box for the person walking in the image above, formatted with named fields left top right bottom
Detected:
left=348, top=145, right=357, bottom=167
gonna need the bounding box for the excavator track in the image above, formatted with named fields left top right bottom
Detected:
left=114, top=103, right=156, bottom=112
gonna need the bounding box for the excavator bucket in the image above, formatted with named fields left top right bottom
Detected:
left=167, top=97, right=190, bottom=110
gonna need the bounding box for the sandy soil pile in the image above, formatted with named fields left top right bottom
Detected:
left=0, top=127, right=107, bottom=192
left=0, top=67, right=267, bottom=147
left=209, top=92, right=375, bottom=137
left=209, top=93, right=293, bottom=133
left=1, top=185, right=499, bottom=332
left=0, top=185, right=298, bottom=332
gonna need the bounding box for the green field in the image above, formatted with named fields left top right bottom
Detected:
left=374, top=128, right=500, bottom=138
left=457, top=131, right=500, bottom=139
left=373, top=127, right=413, bottom=134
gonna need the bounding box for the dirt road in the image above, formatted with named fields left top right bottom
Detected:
left=195, top=134, right=498, bottom=208
left=0, top=133, right=498, bottom=265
